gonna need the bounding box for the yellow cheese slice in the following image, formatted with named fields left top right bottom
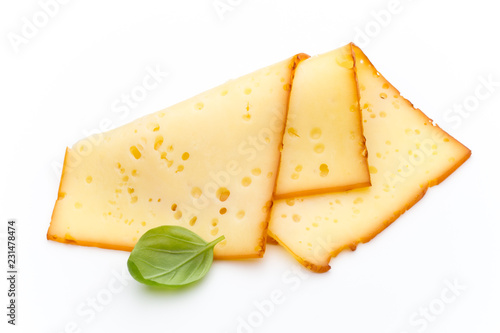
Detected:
left=48, top=54, right=308, bottom=259
left=268, top=44, right=471, bottom=272
left=274, top=45, right=370, bottom=199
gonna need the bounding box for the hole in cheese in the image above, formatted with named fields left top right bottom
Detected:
left=191, top=187, right=202, bottom=198
left=252, top=168, right=261, bottom=176
left=154, top=136, right=163, bottom=150
left=130, top=146, right=141, bottom=159
left=216, top=187, right=230, bottom=202
left=369, top=166, right=378, bottom=174
left=241, top=177, right=252, bottom=187
left=310, top=127, right=322, bottom=139
left=189, top=216, right=197, bottom=226
left=314, top=144, right=325, bottom=153
left=319, top=164, right=329, bottom=177
left=147, top=122, right=160, bottom=131
left=354, top=197, right=364, bottom=204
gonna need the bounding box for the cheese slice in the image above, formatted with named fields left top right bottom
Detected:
left=48, top=54, right=307, bottom=259
left=268, top=44, right=471, bottom=272
left=274, top=44, right=370, bottom=199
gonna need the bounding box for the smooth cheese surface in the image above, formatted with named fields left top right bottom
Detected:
left=275, top=45, right=370, bottom=199
left=268, top=44, right=471, bottom=272
left=48, top=55, right=306, bottom=259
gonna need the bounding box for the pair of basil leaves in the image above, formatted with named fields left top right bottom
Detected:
left=127, top=226, right=224, bottom=287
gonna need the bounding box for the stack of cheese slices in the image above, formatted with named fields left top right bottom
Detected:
left=47, top=44, right=471, bottom=272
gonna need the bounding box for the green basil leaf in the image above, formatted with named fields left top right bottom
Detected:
left=127, top=226, right=224, bottom=287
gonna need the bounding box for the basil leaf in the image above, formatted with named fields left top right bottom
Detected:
left=127, top=226, right=224, bottom=287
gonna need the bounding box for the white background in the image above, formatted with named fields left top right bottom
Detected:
left=1, top=0, right=499, bottom=332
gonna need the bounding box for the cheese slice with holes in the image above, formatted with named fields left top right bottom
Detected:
left=275, top=44, right=370, bottom=199
left=47, top=54, right=307, bottom=259
left=268, top=44, right=471, bottom=272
